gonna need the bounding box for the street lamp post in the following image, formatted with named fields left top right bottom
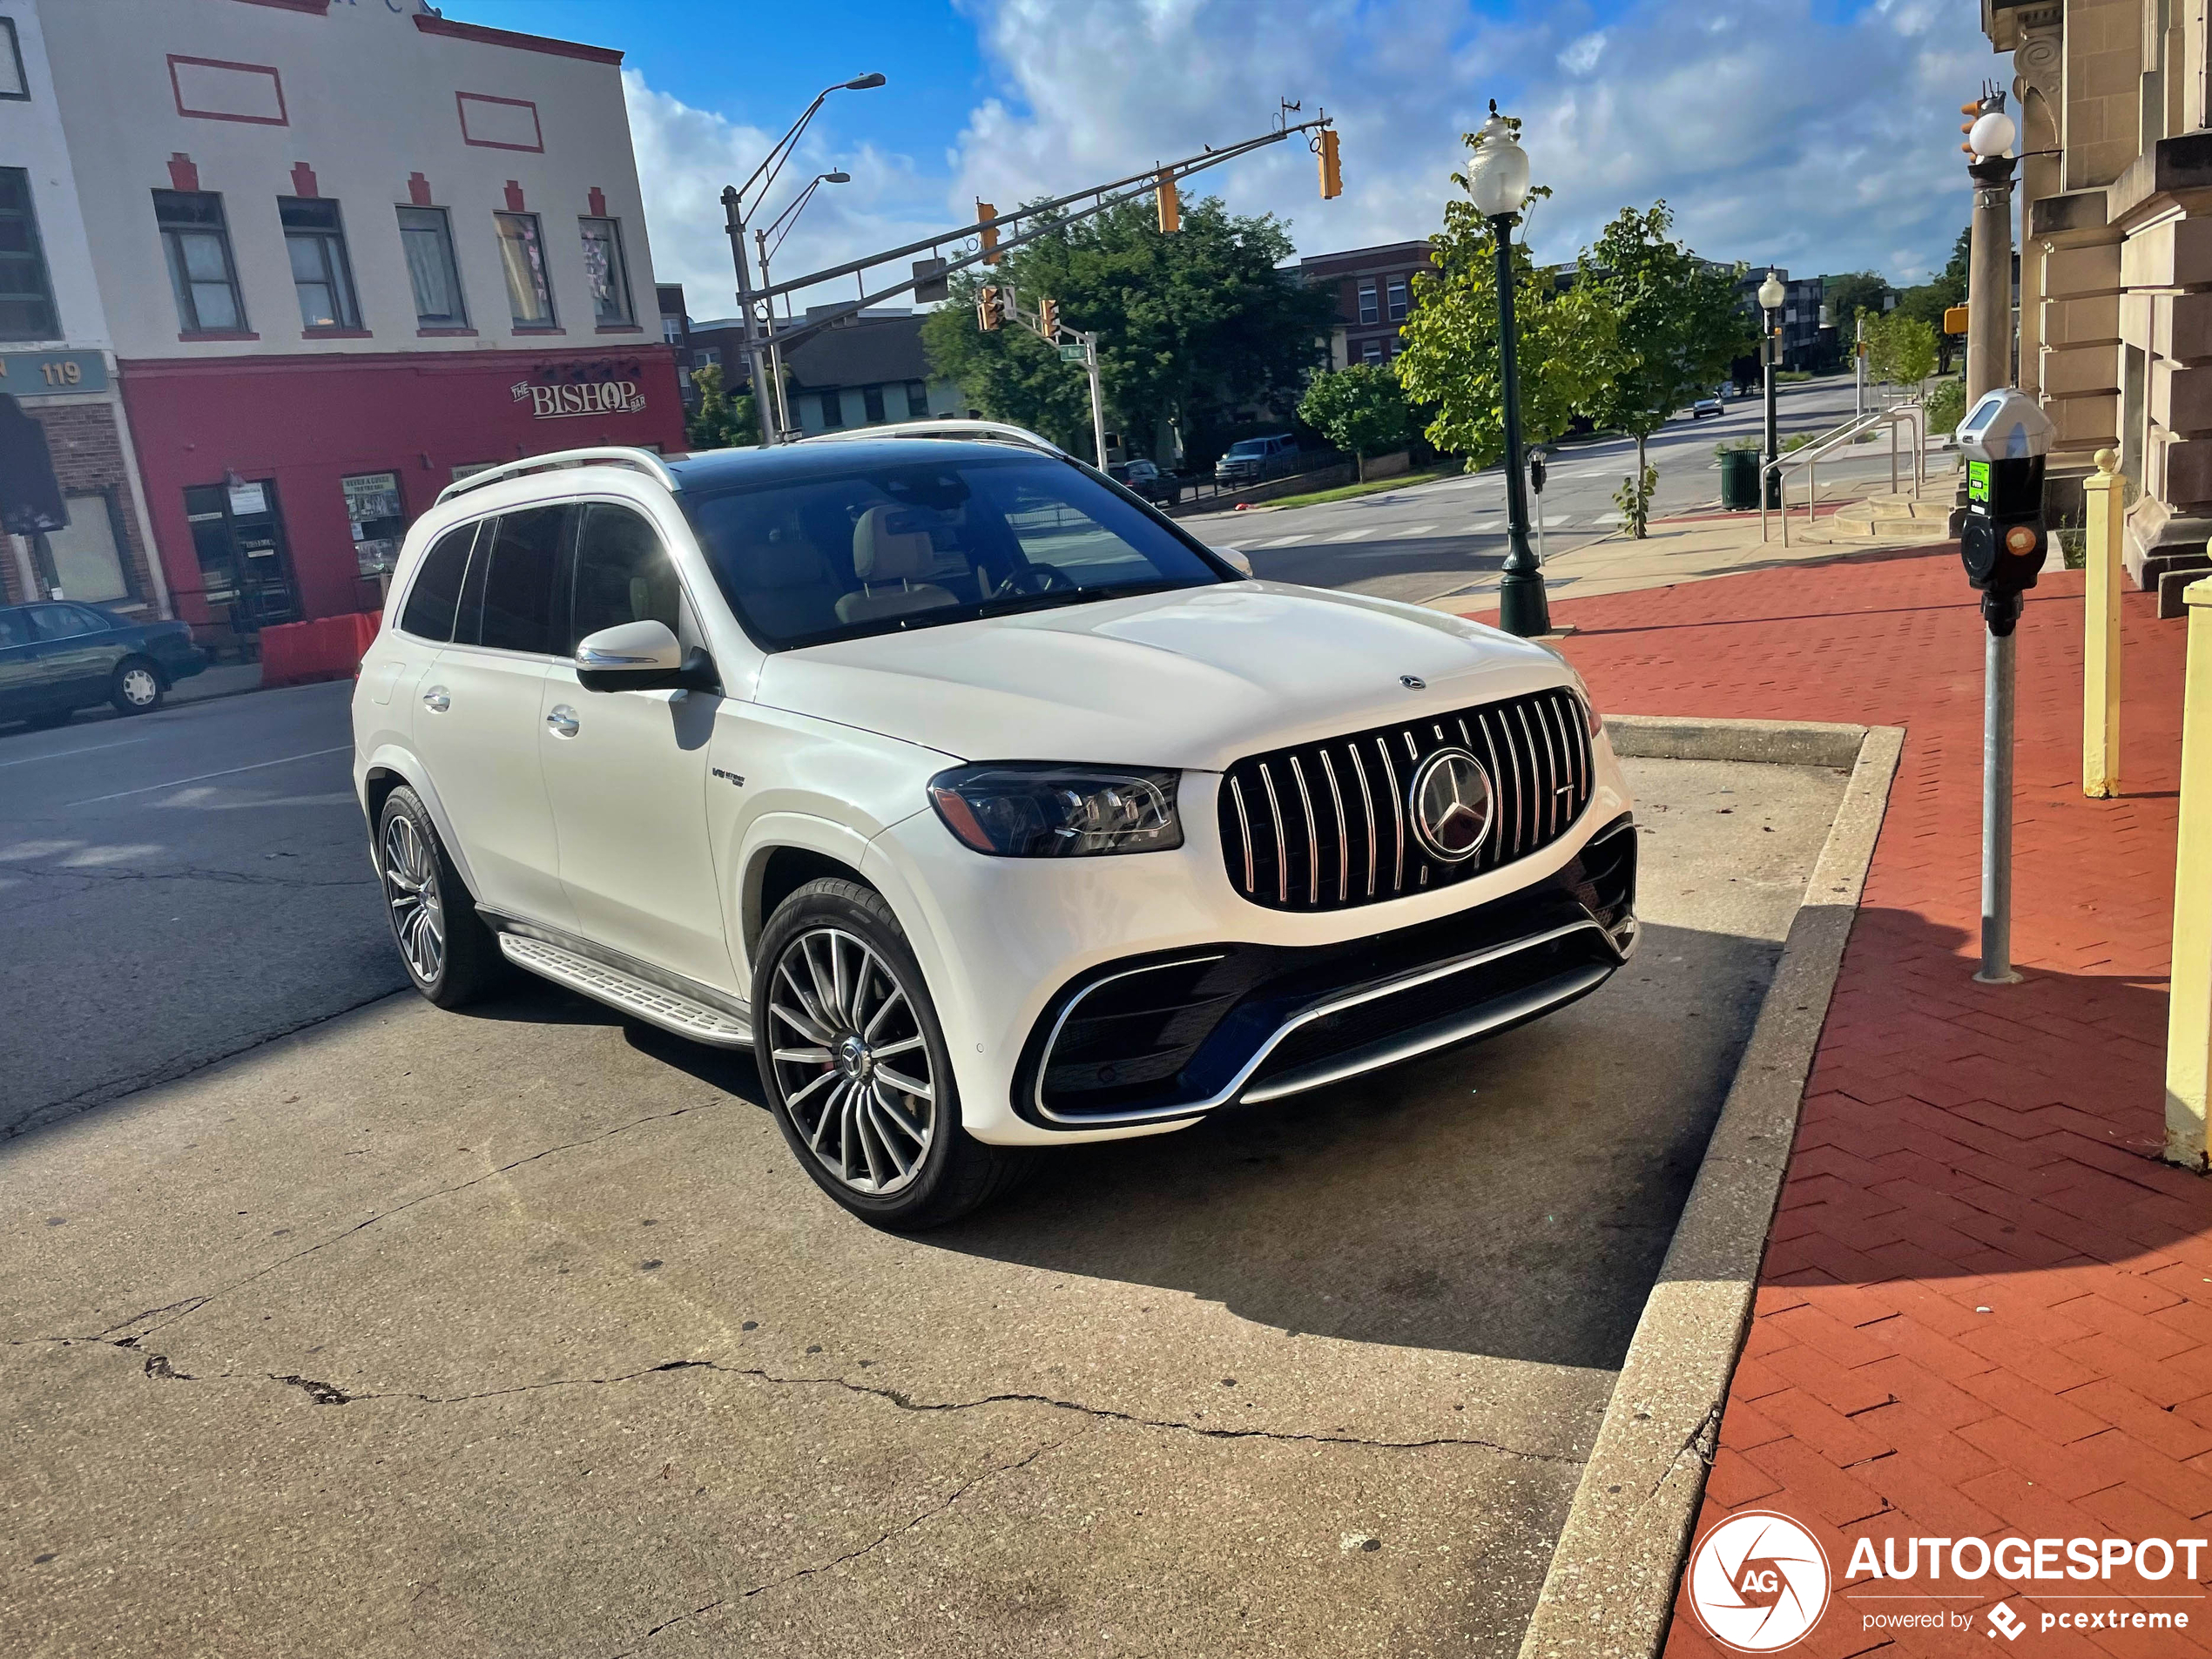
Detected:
left=721, top=71, right=885, bottom=447
left=756, top=170, right=851, bottom=440
left=1468, top=105, right=1547, bottom=638
left=1759, top=270, right=1784, bottom=510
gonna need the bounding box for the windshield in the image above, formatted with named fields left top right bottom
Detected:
left=1224, top=441, right=1270, bottom=457
left=679, top=452, right=1226, bottom=650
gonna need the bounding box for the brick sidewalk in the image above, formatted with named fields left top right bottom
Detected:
left=1494, top=548, right=2209, bottom=1656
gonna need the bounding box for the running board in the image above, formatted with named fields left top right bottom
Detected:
left=498, top=934, right=752, bottom=1048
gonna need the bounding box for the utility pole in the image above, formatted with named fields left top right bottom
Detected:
left=721, top=185, right=778, bottom=448
left=1083, top=335, right=1108, bottom=468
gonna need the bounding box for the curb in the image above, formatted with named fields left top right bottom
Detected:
left=1515, top=717, right=1905, bottom=1659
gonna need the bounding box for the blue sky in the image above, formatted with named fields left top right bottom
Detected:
left=446, top=0, right=1994, bottom=319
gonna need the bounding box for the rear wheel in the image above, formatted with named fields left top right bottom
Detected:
left=754, top=877, right=1029, bottom=1230
left=110, top=658, right=164, bottom=715
left=376, top=785, right=504, bottom=1008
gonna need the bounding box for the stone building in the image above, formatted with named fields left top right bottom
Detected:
left=1983, top=0, right=2212, bottom=605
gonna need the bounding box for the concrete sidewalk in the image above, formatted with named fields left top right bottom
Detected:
left=1499, top=550, right=2208, bottom=1655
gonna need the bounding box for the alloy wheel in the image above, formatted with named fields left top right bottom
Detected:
left=766, top=927, right=935, bottom=1196
left=120, top=666, right=158, bottom=708
left=381, top=812, right=446, bottom=984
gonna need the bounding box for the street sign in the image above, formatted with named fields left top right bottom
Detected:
left=1059, top=342, right=1088, bottom=362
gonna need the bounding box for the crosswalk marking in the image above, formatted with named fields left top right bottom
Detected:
left=1256, top=533, right=1311, bottom=548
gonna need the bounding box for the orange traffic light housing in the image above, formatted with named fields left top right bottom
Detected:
left=977, top=285, right=1001, bottom=331
left=977, top=200, right=1000, bottom=265
left=1156, top=171, right=1180, bottom=234
left=1038, top=296, right=1059, bottom=335
left=1318, top=128, right=1342, bottom=199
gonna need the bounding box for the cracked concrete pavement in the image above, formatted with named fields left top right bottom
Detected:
left=3, top=755, right=1849, bottom=1656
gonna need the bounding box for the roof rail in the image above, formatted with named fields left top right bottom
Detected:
left=435, top=446, right=680, bottom=506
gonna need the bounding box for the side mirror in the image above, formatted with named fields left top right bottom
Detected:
left=1209, top=544, right=1254, bottom=577
left=575, top=620, right=718, bottom=694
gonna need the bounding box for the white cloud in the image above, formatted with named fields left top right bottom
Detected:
left=620, top=0, right=1998, bottom=327
left=1558, top=31, right=1608, bottom=75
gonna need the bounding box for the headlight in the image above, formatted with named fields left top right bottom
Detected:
left=927, top=763, right=1183, bottom=857
left=1561, top=664, right=1603, bottom=738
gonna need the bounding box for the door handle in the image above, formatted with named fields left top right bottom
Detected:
left=421, top=687, right=450, bottom=713
left=546, top=704, right=580, bottom=738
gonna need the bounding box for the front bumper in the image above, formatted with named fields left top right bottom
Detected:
left=1013, top=814, right=1636, bottom=1130
left=858, top=732, right=1638, bottom=1147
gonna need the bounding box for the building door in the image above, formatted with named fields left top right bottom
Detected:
left=182, top=479, right=297, bottom=634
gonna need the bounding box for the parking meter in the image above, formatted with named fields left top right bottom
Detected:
left=1528, top=448, right=1548, bottom=496
left=1956, top=388, right=2054, bottom=636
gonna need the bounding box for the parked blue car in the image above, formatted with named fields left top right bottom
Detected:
left=0, top=600, right=206, bottom=729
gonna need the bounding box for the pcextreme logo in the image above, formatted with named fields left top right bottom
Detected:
left=1687, top=1510, right=1831, bottom=1652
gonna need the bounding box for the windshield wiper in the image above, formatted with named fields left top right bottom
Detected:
left=973, top=580, right=1181, bottom=618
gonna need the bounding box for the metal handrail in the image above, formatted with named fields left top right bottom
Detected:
left=1760, top=396, right=1928, bottom=546
left=435, top=446, right=680, bottom=506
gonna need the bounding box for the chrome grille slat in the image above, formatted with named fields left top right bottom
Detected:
left=1374, top=736, right=1405, bottom=893
left=1258, top=760, right=1289, bottom=906
left=1348, top=743, right=1379, bottom=898
left=1319, top=749, right=1351, bottom=903
left=1221, top=688, right=1593, bottom=912
left=1288, top=754, right=1321, bottom=907
left=1228, top=774, right=1256, bottom=894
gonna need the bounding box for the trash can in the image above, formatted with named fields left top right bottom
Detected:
left=1719, top=447, right=1761, bottom=510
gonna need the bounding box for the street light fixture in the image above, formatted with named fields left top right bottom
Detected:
left=755, top=171, right=853, bottom=439
left=718, top=72, right=887, bottom=446
left=1467, top=104, right=1547, bottom=639
left=1758, top=268, right=1785, bottom=510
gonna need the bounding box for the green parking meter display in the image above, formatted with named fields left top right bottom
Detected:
left=1955, top=388, right=2054, bottom=637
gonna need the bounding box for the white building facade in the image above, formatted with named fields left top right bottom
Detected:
left=35, top=0, right=683, bottom=638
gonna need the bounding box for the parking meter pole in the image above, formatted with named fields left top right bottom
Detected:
left=1491, top=212, right=1549, bottom=638
left=1978, top=610, right=2022, bottom=984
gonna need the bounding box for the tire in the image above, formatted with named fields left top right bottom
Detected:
left=375, top=785, right=505, bottom=1008
left=110, top=658, right=165, bottom=715
left=753, top=877, right=1030, bottom=1230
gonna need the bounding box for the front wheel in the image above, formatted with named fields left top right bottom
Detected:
left=111, top=658, right=164, bottom=715
left=754, top=877, right=1029, bottom=1230
left=376, top=785, right=505, bottom=1008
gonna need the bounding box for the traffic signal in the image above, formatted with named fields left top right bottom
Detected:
left=1318, top=128, right=1342, bottom=199
left=1156, top=171, right=1180, bottom=234
left=1038, top=296, right=1059, bottom=336
left=977, top=285, right=1002, bottom=331
left=977, top=200, right=1000, bottom=265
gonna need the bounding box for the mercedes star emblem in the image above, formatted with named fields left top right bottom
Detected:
left=1400, top=674, right=1426, bottom=690
left=1408, top=747, right=1494, bottom=863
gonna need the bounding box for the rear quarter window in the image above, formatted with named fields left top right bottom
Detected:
left=398, top=522, right=480, bottom=644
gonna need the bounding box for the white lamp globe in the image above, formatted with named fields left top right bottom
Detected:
left=1467, top=112, right=1531, bottom=219
left=1757, top=271, right=1785, bottom=310
left=1968, top=109, right=2017, bottom=158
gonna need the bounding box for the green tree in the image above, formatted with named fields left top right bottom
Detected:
left=685, top=362, right=758, bottom=450
left=1822, top=271, right=1892, bottom=335
left=1297, top=364, right=1414, bottom=479
left=1577, top=202, right=1755, bottom=528
left=1863, top=310, right=1937, bottom=391
left=921, top=196, right=1332, bottom=462
left=1394, top=131, right=1615, bottom=468
left=1895, top=224, right=1970, bottom=374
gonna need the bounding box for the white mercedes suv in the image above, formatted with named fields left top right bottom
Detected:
left=352, top=442, right=1637, bottom=1227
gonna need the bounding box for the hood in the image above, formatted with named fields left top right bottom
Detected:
left=752, top=581, right=1576, bottom=772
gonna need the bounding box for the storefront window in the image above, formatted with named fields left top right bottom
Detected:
left=342, top=471, right=406, bottom=577
left=43, top=490, right=132, bottom=603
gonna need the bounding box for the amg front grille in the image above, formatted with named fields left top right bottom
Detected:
left=1217, top=686, right=1595, bottom=912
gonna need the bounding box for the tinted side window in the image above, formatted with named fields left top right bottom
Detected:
left=398, top=523, right=478, bottom=643
left=0, top=607, right=29, bottom=647
left=475, top=505, right=571, bottom=655
left=570, top=503, right=681, bottom=651
left=28, top=604, right=90, bottom=640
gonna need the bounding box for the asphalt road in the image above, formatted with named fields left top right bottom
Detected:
left=1195, top=375, right=1926, bottom=605
left=0, top=680, right=399, bottom=1137
left=3, top=748, right=1850, bottom=1657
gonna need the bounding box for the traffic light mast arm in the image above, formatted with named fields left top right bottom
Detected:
left=748, top=113, right=1337, bottom=360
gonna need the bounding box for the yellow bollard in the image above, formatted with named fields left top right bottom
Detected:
left=2084, top=448, right=2124, bottom=798
left=2168, top=577, right=2212, bottom=1168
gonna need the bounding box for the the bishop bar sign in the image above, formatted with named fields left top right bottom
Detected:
left=513, top=377, right=645, bottom=419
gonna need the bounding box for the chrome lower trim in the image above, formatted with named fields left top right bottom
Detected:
left=1030, top=917, right=1616, bottom=1130
left=498, top=933, right=753, bottom=1048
